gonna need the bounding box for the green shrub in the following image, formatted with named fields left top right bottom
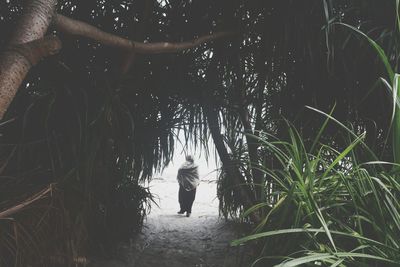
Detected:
left=232, top=117, right=400, bottom=266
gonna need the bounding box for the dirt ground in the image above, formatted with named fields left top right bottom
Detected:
left=90, top=179, right=251, bottom=267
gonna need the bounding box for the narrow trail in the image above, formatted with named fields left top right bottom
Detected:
left=91, top=179, right=250, bottom=267
left=132, top=179, right=247, bottom=267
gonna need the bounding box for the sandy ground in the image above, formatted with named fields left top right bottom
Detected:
left=90, top=179, right=250, bottom=267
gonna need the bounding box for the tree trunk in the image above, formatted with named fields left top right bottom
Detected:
left=0, top=0, right=58, bottom=119
left=234, top=52, right=263, bottom=201
left=238, top=107, right=263, bottom=198
left=204, top=104, right=260, bottom=223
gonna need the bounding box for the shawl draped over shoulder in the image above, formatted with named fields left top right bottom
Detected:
left=177, top=161, right=200, bottom=191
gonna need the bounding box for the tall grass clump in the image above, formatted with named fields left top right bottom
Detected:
left=232, top=115, right=400, bottom=266
left=336, top=0, right=400, bottom=165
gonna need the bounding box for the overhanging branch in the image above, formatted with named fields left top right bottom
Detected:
left=53, top=14, right=235, bottom=54
left=0, top=9, right=235, bottom=118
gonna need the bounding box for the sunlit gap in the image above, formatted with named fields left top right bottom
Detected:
left=145, top=129, right=221, bottom=216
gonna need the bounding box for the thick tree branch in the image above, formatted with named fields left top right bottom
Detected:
left=119, top=0, right=153, bottom=73
left=134, top=31, right=234, bottom=54
left=8, top=35, right=62, bottom=66
left=10, top=0, right=58, bottom=45
left=0, top=0, right=58, bottom=119
left=53, top=14, right=235, bottom=54
left=0, top=36, right=62, bottom=118
left=53, top=14, right=134, bottom=51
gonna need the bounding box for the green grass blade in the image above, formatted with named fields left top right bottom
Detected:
left=275, top=252, right=397, bottom=267
left=336, top=22, right=394, bottom=82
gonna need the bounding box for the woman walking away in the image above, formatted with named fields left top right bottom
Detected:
left=177, top=155, right=200, bottom=217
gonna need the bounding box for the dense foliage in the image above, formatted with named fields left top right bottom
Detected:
left=233, top=118, right=400, bottom=266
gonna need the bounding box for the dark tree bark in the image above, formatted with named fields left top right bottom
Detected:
left=0, top=0, right=58, bottom=118
left=204, top=104, right=260, bottom=223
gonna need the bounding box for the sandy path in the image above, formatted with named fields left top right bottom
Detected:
left=90, top=179, right=249, bottom=267
left=131, top=179, right=248, bottom=267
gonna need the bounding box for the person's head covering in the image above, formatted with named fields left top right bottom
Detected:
left=185, top=155, right=194, bottom=163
